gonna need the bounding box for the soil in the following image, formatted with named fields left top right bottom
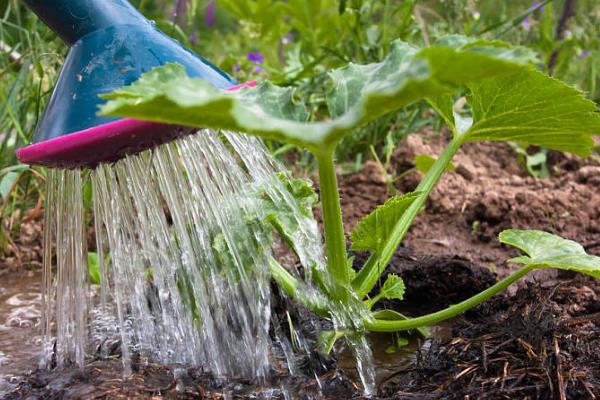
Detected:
left=0, top=214, right=44, bottom=273
left=5, top=358, right=356, bottom=399
left=337, top=129, right=600, bottom=274
left=378, top=275, right=600, bottom=399
left=2, top=130, right=600, bottom=399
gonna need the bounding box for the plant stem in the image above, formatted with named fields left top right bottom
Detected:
left=353, top=134, right=465, bottom=297
left=317, top=148, right=349, bottom=297
left=365, top=265, right=535, bottom=332
left=268, top=257, right=329, bottom=317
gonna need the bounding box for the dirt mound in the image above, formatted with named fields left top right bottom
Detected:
left=339, top=129, right=600, bottom=274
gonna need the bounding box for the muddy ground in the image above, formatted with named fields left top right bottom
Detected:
left=2, top=130, right=600, bottom=399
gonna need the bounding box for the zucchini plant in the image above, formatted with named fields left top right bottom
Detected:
left=101, top=35, right=600, bottom=347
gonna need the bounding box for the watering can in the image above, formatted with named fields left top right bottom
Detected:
left=17, top=0, right=245, bottom=168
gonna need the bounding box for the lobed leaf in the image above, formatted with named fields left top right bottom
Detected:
left=414, top=154, right=455, bottom=174
left=380, top=274, right=406, bottom=300
left=500, top=229, right=600, bottom=279
left=350, top=192, right=419, bottom=254
left=101, top=36, right=533, bottom=150
left=464, top=71, right=600, bottom=156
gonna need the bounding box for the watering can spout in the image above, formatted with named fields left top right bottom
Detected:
left=22, top=0, right=147, bottom=45
left=17, top=0, right=241, bottom=169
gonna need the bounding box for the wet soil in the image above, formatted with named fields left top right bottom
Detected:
left=0, top=272, right=42, bottom=395
left=5, top=358, right=357, bottom=400
left=378, top=275, right=600, bottom=399
left=4, top=256, right=491, bottom=400
left=2, top=131, right=600, bottom=398
left=0, top=216, right=44, bottom=272
left=8, top=254, right=600, bottom=399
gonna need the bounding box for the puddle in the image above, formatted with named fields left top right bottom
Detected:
left=0, top=272, right=42, bottom=396
left=337, top=323, right=452, bottom=386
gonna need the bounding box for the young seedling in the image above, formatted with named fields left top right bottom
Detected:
left=101, top=35, right=600, bottom=349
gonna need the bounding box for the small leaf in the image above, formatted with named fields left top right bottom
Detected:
left=280, top=174, right=318, bottom=217
left=350, top=192, right=419, bottom=253
left=397, top=337, right=410, bottom=347
left=380, top=274, right=406, bottom=300
left=414, top=154, right=455, bottom=174
left=262, top=174, right=318, bottom=253
left=385, top=345, right=398, bottom=354
left=500, top=229, right=600, bottom=279
left=0, top=172, right=19, bottom=200
left=317, top=330, right=347, bottom=354
left=88, top=252, right=101, bottom=285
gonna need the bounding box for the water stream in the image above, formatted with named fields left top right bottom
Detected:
left=38, top=130, right=377, bottom=395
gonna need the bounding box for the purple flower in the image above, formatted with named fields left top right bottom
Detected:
left=204, top=1, right=216, bottom=27
left=578, top=50, right=590, bottom=59
left=522, top=17, right=531, bottom=30
left=247, top=51, right=265, bottom=64
left=282, top=33, right=293, bottom=44
left=252, top=66, right=263, bottom=73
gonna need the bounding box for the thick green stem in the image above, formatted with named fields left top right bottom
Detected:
left=365, top=265, right=534, bottom=332
left=353, top=134, right=465, bottom=297
left=268, top=257, right=330, bottom=317
left=317, top=148, right=349, bottom=297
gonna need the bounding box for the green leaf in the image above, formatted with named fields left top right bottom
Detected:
left=87, top=252, right=101, bottom=285
left=350, top=192, right=419, bottom=253
left=500, top=229, right=600, bottom=279
left=365, top=274, right=406, bottom=309
left=414, top=154, right=455, bottom=174
left=262, top=174, right=318, bottom=253
left=346, top=256, right=357, bottom=281
left=279, top=174, right=318, bottom=217
left=101, top=36, right=532, bottom=150
left=380, top=274, right=406, bottom=300
left=427, top=95, right=456, bottom=128
left=102, top=64, right=317, bottom=149
left=317, top=330, right=347, bottom=354
left=0, top=172, right=18, bottom=200
left=464, top=70, right=600, bottom=156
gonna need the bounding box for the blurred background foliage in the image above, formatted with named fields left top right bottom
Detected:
left=1, top=0, right=599, bottom=243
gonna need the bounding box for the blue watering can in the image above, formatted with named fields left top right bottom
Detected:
left=17, top=0, right=244, bottom=168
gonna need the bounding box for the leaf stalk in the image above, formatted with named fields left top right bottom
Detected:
left=353, top=133, right=465, bottom=297
left=365, top=265, right=535, bottom=332
left=317, top=147, right=350, bottom=299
